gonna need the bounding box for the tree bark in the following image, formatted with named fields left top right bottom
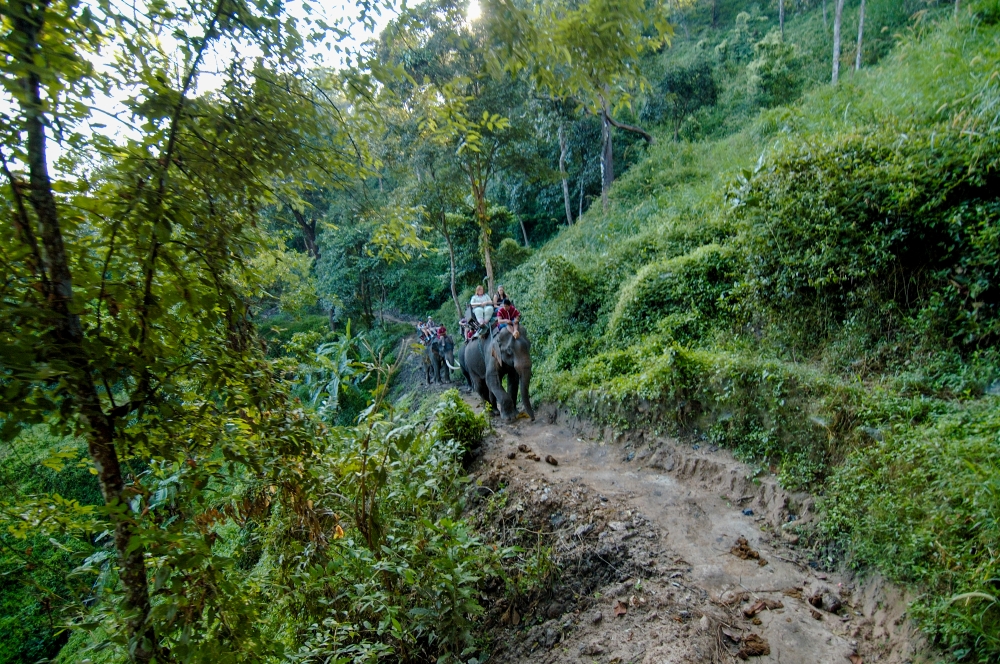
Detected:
left=558, top=125, right=573, bottom=225
left=832, top=0, right=846, bottom=84
left=292, top=208, right=320, bottom=261
left=10, top=2, right=155, bottom=661
left=855, top=0, right=866, bottom=71
left=441, top=212, right=463, bottom=318
left=779, top=0, right=785, bottom=39
left=600, top=109, right=613, bottom=211
left=605, top=114, right=655, bottom=144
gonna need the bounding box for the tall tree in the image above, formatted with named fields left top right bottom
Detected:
left=559, top=124, right=573, bottom=225
left=779, top=0, right=785, bottom=38
left=487, top=0, right=671, bottom=210
left=855, top=0, right=867, bottom=71
left=832, top=0, right=846, bottom=83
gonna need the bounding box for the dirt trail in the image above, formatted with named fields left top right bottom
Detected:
left=455, top=396, right=929, bottom=664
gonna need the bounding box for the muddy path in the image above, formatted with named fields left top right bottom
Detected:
left=454, top=397, right=929, bottom=664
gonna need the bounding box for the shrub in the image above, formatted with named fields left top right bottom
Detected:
left=747, top=30, right=801, bottom=107
left=606, top=243, right=735, bottom=344
left=494, top=237, right=533, bottom=276
left=434, top=389, right=490, bottom=453
left=822, top=402, right=1000, bottom=661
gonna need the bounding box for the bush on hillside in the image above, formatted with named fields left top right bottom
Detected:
left=822, top=402, right=1000, bottom=660
left=747, top=30, right=801, bottom=108
left=606, top=243, right=735, bottom=344
left=731, top=125, right=1000, bottom=361
left=494, top=237, right=533, bottom=277
left=434, top=389, right=490, bottom=453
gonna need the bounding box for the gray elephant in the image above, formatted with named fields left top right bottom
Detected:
left=462, top=327, right=534, bottom=421
left=423, top=334, right=460, bottom=384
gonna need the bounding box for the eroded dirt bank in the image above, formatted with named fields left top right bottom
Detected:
left=459, top=398, right=931, bottom=664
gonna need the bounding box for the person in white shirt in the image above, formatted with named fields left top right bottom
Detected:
left=470, top=285, right=494, bottom=328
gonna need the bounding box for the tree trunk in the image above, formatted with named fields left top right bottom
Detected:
left=822, top=0, right=828, bottom=29
left=471, top=180, right=495, bottom=296
left=10, top=2, right=155, bottom=661
left=832, top=0, right=846, bottom=84
left=779, top=0, right=785, bottom=39
left=855, top=0, right=866, bottom=71
left=558, top=125, right=573, bottom=225
left=292, top=209, right=320, bottom=261
left=578, top=172, right=584, bottom=219
left=711, top=0, right=718, bottom=27
left=600, top=109, right=613, bottom=211
left=519, top=217, right=530, bottom=247
left=441, top=212, right=463, bottom=318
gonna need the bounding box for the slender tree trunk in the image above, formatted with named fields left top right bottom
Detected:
left=822, top=0, right=828, bottom=29
left=10, top=3, right=155, bottom=661
left=558, top=125, right=573, bottom=225
left=519, top=218, right=530, bottom=247
left=471, top=179, right=495, bottom=296
left=292, top=209, right=320, bottom=261
left=578, top=172, right=584, bottom=219
left=600, top=109, right=613, bottom=212
left=441, top=212, right=463, bottom=318
left=832, top=0, right=846, bottom=84
left=779, top=0, right=785, bottom=38
left=855, top=0, right=866, bottom=71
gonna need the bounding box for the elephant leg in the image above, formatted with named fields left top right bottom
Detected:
left=486, top=368, right=516, bottom=421
left=517, top=362, right=535, bottom=421
left=505, top=365, right=519, bottom=410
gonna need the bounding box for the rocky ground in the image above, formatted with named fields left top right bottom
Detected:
left=462, top=402, right=932, bottom=664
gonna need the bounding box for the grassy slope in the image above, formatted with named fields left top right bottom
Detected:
left=501, top=3, right=1000, bottom=660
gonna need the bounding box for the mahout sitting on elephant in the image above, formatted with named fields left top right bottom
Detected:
left=422, top=330, right=460, bottom=384
left=462, top=325, right=533, bottom=421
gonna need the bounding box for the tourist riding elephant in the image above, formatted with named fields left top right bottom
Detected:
left=462, top=326, right=534, bottom=422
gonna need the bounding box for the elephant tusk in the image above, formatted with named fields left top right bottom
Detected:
left=445, top=360, right=461, bottom=371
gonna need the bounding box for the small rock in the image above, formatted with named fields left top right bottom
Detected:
left=579, top=642, right=604, bottom=656
left=543, top=627, right=559, bottom=648
left=526, top=453, right=541, bottom=461
left=507, top=452, right=517, bottom=459
left=607, top=521, right=628, bottom=532
left=573, top=523, right=594, bottom=538
left=517, top=444, right=532, bottom=453
left=591, top=611, right=603, bottom=624
left=699, top=615, right=709, bottom=631
left=546, top=602, right=563, bottom=619
left=545, top=454, right=558, bottom=466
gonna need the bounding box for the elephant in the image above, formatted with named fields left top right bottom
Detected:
left=462, top=326, right=534, bottom=422
left=423, top=334, right=460, bottom=384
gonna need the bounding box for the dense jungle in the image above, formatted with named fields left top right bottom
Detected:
left=1, top=0, right=999, bottom=662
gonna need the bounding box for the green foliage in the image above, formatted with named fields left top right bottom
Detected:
left=747, top=30, right=801, bottom=107
left=433, top=389, right=491, bottom=453
left=606, top=243, right=734, bottom=344
left=822, top=402, right=1000, bottom=659
left=493, top=237, right=533, bottom=276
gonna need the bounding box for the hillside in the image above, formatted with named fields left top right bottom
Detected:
left=493, top=3, right=1000, bottom=659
